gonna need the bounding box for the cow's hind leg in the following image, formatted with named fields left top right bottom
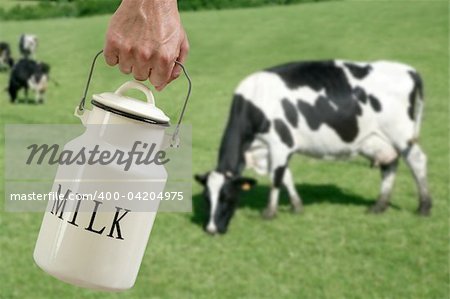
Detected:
left=402, top=143, right=432, bottom=215
left=282, top=168, right=303, bottom=213
left=368, top=159, right=399, bottom=213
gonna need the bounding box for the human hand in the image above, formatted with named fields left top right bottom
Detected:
left=104, top=0, right=189, bottom=91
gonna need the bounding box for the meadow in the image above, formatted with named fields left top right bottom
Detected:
left=0, top=1, right=448, bottom=298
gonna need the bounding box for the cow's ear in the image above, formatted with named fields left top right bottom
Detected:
left=194, top=173, right=209, bottom=186
left=233, top=177, right=257, bottom=191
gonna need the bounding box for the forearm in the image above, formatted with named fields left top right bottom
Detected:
left=120, top=0, right=178, bottom=16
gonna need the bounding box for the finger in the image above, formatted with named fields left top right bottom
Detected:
left=104, top=52, right=118, bottom=66
left=132, top=49, right=152, bottom=81
left=155, top=81, right=168, bottom=92
left=149, top=52, right=174, bottom=90
left=132, top=64, right=150, bottom=81
left=118, top=53, right=133, bottom=74
left=119, top=63, right=132, bottom=75
left=168, top=34, right=189, bottom=84
left=104, top=36, right=120, bottom=66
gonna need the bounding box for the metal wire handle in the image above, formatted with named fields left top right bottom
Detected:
left=77, top=49, right=192, bottom=146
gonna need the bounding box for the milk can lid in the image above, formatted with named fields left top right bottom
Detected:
left=91, top=81, right=170, bottom=125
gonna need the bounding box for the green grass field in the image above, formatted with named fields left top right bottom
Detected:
left=0, top=1, right=448, bottom=298
left=0, top=0, right=38, bottom=10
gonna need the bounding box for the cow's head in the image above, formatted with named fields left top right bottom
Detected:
left=29, top=62, right=50, bottom=88
left=23, top=34, right=38, bottom=52
left=195, top=171, right=256, bottom=235
left=28, top=62, right=50, bottom=102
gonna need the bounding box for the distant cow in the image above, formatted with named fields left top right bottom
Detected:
left=8, top=58, right=50, bottom=103
left=19, top=34, right=38, bottom=58
left=196, top=60, right=431, bottom=234
left=0, top=42, right=14, bottom=70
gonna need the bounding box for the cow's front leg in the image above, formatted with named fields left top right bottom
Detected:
left=263, top=164, right=287, bottom=219
left=8, top=84, right=18, bottom=103
left=283, top=168, right=303, bottom=213
left=263, top=188, right=279, bottom=219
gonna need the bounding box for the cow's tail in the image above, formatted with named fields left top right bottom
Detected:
left=410, top=70, right=424, bottom=143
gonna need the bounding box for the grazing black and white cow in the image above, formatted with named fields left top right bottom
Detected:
left=195, top=60, right=431, bottom=234
left=8, top=58, right=50, bottom=103
left=0, top=42, right=14, bottom=70
left=19, top=34, right=38, bottom=58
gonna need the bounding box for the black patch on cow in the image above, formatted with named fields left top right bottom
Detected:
left=296, top=99, right=321, bottom=130
left=355, top=101, right=363, bottom=116
left=273, top=166, right=286, bottom=188
left=267, top=60, right=338, bottom=91
left=267, top=61, right=362, bottom=143
left=408, top=92, right=415, bottom=120
left=409, top=70, right=424, bottom=100
left=353, top=87, right=380, bottom=113
left=217, top=94, right=271, bottom=174
left=297, top=96, right=360, bottom=142
left=368, top=95, right=382, bottom=112
left=353, top=87, right=367, bottom=104
left=344, top=63, right=372, bottom=79
left=407, top=70, right=424, bottom=121
left=281, top=98, right=298, bottom=127
left=274, top=119, right=294, bottom=148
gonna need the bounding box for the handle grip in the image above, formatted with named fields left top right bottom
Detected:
left=115, top=81, right=155, bottom=105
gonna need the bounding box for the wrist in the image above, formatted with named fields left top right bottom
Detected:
left=121, top=0, right=178, bottom=8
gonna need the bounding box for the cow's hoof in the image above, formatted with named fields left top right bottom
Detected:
left=262, top=208, right=276, bottom=220
left=291, top=204, right=303, bottom=214
left=367, top=202, right=388, bottom=214
left=417, top=200, right=432, bottom=216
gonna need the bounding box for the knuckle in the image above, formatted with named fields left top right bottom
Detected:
left=158, top=53, right=172, bottom=65
left=137, top=49, right=151, bottom=61
left=106, top=35, right=120, bottom=49
left=120, top=42, right=133, bottom=54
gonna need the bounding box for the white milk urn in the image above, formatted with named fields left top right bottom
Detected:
left=33, top=51, right=191, bottom=291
